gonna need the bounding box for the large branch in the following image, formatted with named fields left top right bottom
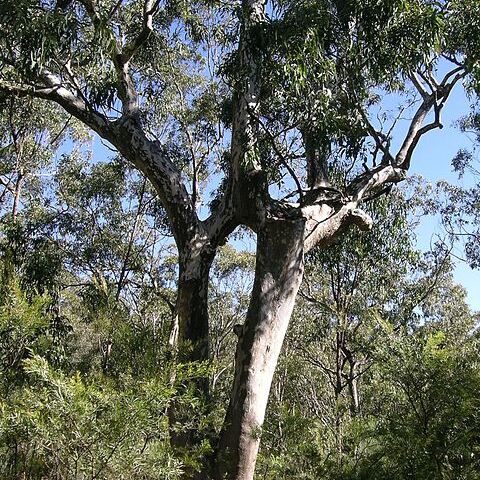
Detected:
left=394, top=67, right=466, bottom=169
left=303, top=201, right=375, bottom=253
left=0, top=74, right=110, bottom=135
left=228, top=0, right=268, bottom=228
left=1, top=4, right=239, bottom=257
left=196, top=0, right=269, bottom=248
left=203, top=190, right=238, bottom=250
left=122, top=0, right=161, bottom=63
left=302, top=161, right=406, bottom=253
left=77, top=0, right=160, bottom=116
left=65, top=3, right=197, bottom=242
left=112, top=0, right=162, bottom=115
left=111, top=116, right=200, bottom=250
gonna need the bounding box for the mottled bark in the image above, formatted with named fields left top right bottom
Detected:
left=176, top=243, right=215, bottom=359
left=215, top=217, right=305, bottom=480
left=169, top=240, right=215, bottom=445
left=229, top=0, right=267, bottom=228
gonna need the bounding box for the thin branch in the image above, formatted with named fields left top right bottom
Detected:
left=358, top=107, right=395, bottom=165
left=418, top=68, right=438, bottom=92
left=108, top=0, right=124, bottom=19
left=122, top=0, right=161, bottom=63
left=409, top=72, right=429, bottom=99
left=256, top=114, right=304, bottom=202
left=49, top=115, right=72, bottom=146
left=441, top=53, right=464, bottom=68
left=440, top=65, right=464, bottom=87
left=298, top=289, right=338, bottom=317
left=167, top=55, right=201, bottom=208
left=0, top=176, right=14, bottom=193
left=116, top=178, right=147, bottom=302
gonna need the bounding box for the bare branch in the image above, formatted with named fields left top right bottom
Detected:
left=440, top=66, right=464, bottom=87
left=396, top=67, right=466, bottom=169
left=409, top=72, right=429, bottom=99
left=349, top=164, right=407, bottom=202
left=49, top=115, right=72, bottom=146
left=78, top=0, right=160, bottom=116
left=441, top=53, right=464, bottom=68
left=395, top=93, right=435, bottom=168
left=349, top=208, right=374, bottom=230
left=256, top=115, right=304, bottom=203
left=303, top=65, right=468, bottom=255
left=0, top=176, right=15, bottom=194
left=418, top=68, right=438, bottom=92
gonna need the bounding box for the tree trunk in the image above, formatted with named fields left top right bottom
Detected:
left=215, top=217, right=305, bottom=480
left=347, top=361, right=360, bottom=416
left=11, top=170, right=23, bottom=222
left=175, top=245, right=215, bottom=365
left=169, top=241, right=215, bottom=479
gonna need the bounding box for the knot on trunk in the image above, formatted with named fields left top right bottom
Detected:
left=349, top=208, right=373, bottom=231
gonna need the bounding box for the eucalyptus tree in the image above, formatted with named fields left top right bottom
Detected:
left=1, top=0, right=479, bottom=478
